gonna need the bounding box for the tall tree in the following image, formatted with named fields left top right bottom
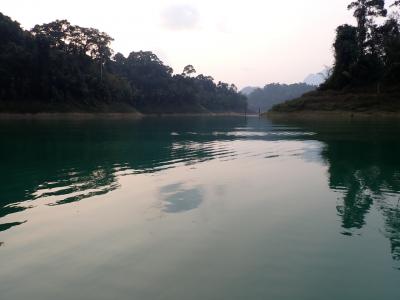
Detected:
left=379, top=17, right=400, bottom=82
left=348, top=0, right=387, bottom=54
left=182, top=65, right=196, bottom=77
left=1, top=12, right=247, bottom=114
left=325, top=25, right=359, bottom=88
left=31, top=21, right=113, bottom=80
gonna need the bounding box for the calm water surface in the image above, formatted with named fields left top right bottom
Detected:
left=0, top=116, right=400, bottom=299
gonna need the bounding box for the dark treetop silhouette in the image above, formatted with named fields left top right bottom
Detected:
left=0, top=13, right=247, bottom=113
left=271, top=0, right=400, bottom=113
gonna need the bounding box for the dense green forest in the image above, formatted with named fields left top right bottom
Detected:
left=271, top=0, right=400, bottom=113
left=0, top=13, right=247, bottom=113
left=246, top=83, right=315, bottom=112
left=322, top=0, right=400, bottom=92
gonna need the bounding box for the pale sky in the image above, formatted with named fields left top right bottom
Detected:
left=1, top=0, right=360, bottom=88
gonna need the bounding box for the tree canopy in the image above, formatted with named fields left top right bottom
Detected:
left=322, top=1, right=400, bottom=91
left=0, top=13, right=246, bottom=113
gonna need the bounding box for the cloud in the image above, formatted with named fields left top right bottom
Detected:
left=216, top=20, right=232, bottom=34
left=161, top=4, right=199, bottom=30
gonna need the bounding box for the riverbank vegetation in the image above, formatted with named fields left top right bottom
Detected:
left=271, top=0, right=400, bottom=114
left=0, top=13, right=246, bottom=113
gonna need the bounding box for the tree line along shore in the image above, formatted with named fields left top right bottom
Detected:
left=2, top=1, right=400, bottom=117
left=0, top=13, right=246, bottom=114
left=270, top=0, right=400, bottom=116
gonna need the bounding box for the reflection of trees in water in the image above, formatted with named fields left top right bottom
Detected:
left=4, top=116, right=400, bottom=266
left=0, top=117, right=248, bottom=232
left=321, top=133, right=400, bottom=262
left=384, top=202, right=400, bottom=261
left=0, top=166, right=120, bottom=232
left=37, top=167, right=120, bottom=206
left=268, top=118, right=400, bottom=264
left=0, top=221, right=27, bottom=233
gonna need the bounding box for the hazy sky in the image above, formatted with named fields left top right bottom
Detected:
left=2, top=0, right=361, bottom=88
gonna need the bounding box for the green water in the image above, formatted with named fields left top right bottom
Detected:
left=0, top=116, right=400, bottom=300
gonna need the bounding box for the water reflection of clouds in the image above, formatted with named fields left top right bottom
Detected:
left=3, top=116, right=399, bottom=271
left=2, top=117, right=293, bottom=234
left=159, top=183, right=204, bottom=213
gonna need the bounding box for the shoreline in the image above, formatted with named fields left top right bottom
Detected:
left=0, top=112, right=144, bottom=120
left=0, top=112, right=252, bottom=120
left=268, top=90, right=400, bottom=117
left=265, top=110, right=400, bottom=121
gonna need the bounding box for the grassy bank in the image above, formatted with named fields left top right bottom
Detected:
left=267, top=90, right=400, bottom=117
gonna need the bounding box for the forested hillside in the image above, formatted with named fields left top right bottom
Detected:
left=321, top=0, right=400, bottom=91
left=0, top=13, right=247, bottom=113
left=271, top=1, right=400, bottom=114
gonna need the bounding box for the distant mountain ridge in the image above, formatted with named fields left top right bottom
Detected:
left=246, top=83, right=316, bottom=113
left=303, top=67, right=331, bottom=86
left=240, top=87, right=257, bottom=95
left=304, top=73, right=325, bottom=86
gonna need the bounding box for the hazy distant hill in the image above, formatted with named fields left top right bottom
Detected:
left=303, top=67, right=330, bottom=86
left=247, top=83, right=316, bottom=112
left=240, top=87, right=257, bottom=95
left=304, top=73, right=325, bottom=86
left=270, top=1, right=400, bottom=116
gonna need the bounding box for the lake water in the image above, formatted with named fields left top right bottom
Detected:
left=0, top=116, right=400, bottom=300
